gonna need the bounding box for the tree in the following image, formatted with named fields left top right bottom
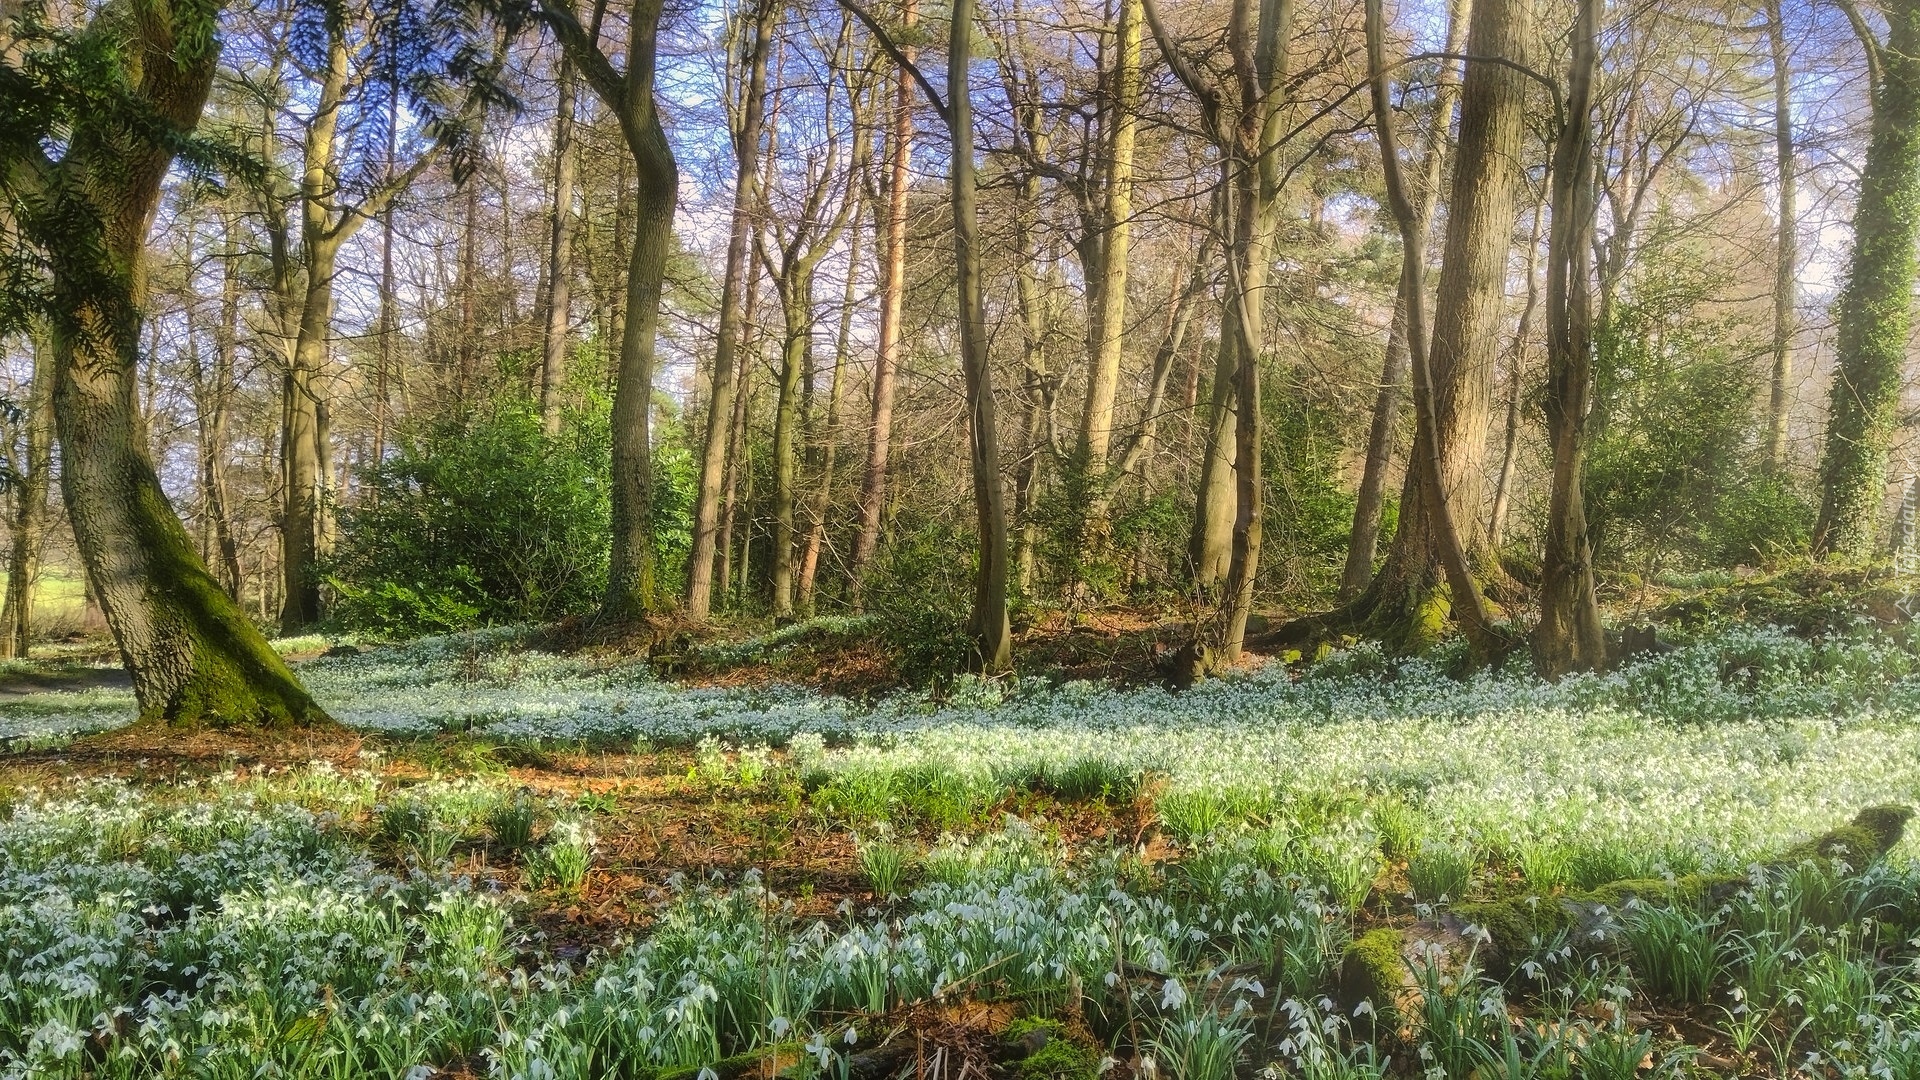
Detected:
left=686, top=0, right=778, bottom=620
left=845, top=0, right=913, bottom=608
left=538, top=0, right=679, bottom=617
left=844, top=0, right=1013, bottom=670
left=1355, top=0, right=1532, bottom=652
left=1066, top=0, right=1141, bottom=579
left=1145, top=0, right=1296, bottom=673
left=1, top=329, right=52, bottom=658
left=757, top=16, right=866, bottom=621
left=0, top=0, right=324, bottom=724
left=1363, top=0, right=1502, bottom=662
left=1340, top=0, right=1466, bottom=603
left=540, top=51, right=580, bottom=435
left=249, top=0, right=487, bottom=633
left=1762, top=0, right=1796, bottom=469
left=1811, top=0, right=1920, bottom=558
left=1532, top=0, right=1605, bottom=676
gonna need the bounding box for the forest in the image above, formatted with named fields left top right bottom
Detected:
left=7, top=0, right=1920, bottom=1072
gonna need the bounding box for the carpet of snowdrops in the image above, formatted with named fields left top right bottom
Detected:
left=10, top=622, right=1920, bottom=1076
left=10, top=621, right=1920, bottom=872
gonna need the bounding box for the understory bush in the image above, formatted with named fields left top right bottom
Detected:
left=328, top=400, right=616, bottom=635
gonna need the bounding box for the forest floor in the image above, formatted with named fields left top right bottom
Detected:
left=3, top=565, right=1920, bottom=1078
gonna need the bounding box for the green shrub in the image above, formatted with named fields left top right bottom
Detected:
left=329, top=401, right=612, bottom=634
left=862, top=517, right=976, bottom=685
left=328, top=396, right=696, bottom=635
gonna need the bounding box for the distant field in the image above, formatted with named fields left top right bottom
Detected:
left=0, top=568, right=90, bottom=631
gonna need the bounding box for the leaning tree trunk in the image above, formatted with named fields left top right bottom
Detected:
left=1532, top=0, right=1605, bottom=677
left=30, top=3, right=322, bottom=726
left=1812, top=0, right=1920, bottom=558
left=1, top=331, right=54, bottom=659
left=1361, top=0, right=1529, bottom=651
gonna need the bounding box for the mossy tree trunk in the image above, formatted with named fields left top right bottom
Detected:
left=544, top=0, right=679, bottom=620
left=1363, top=0, right=1503, bottom=662
left=1340, top=0, right=1466, bottom=604
left=16, top=0, right=325, bottom=725
left=1812, top=0, right=1920, bottom=558
left=1355, top=0, right=1529, bottom=654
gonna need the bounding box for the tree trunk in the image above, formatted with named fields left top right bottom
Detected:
left=2, top=331, right=53, bottom=659
left=718, top=285, right=757, bottom=608
left=541, top=57, right=580, bottom=435
left=769, top=275, right=811, bottom=619
left=1340, top=0, right=1467, bottom=603
left=1487, top=200, right=1544, bottom=552
left=1070, top=0, right=1141, bottom=576
left=1532, top=0, right=1605, bottom=677
left=943, top=0, right=1013, bottom=671
left=1362, top=0, right=1504, bottom=661
left=34, top=9, right=323, bottom=724
left=687, top=0, right=777, bottom=619
left=1813, top=0, right=1920, bottom=558
left=1361, top=0, right=1529, bottom=651
left=209, top=220, right=245, bottom=597
left=848, top=0, right=915, bottom=608
left=1763, top=0, right=1797, bottom=470
left=600, top=0, right=678, bottom=619
left=457, top=179, right=479, bottom=403
left=1145, top=0, right=1294, bottom=672
left=798, top=212, right=862, bottom=615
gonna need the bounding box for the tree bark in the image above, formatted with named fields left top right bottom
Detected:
left=686, top=0, right=778, bottom=619
left=1360, top=0, right=1529, bottom=651
left=541, top=56, right=580, bottom=436
left=25, top=1, right=324, bottom=724
left=2, top=330, right=53, bottom=659
left=1145, top=0, right=1294, bottom=672
left=1340, top=0, right=1466, bottom=603
left=1813, top=0, right=1920, bottom=558
left=718, top=284, right=757, bottom=608
left=1532, top=0, right=1605, bottom=677
left=1763, top=0, right=1796, bottom=470
left=847, top=0, right=915, bottom=608
left=769, top=273, right=813, bottom=619
left=946, top=0, right=1013, bottom=671
left=1363, top=0, right=1503, bottom=660
left=797, top=200, right=863, bottom=615
left=1070, top=0, right=1141, bottom=576
left=1487, top=199, right=1545, bottom=553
